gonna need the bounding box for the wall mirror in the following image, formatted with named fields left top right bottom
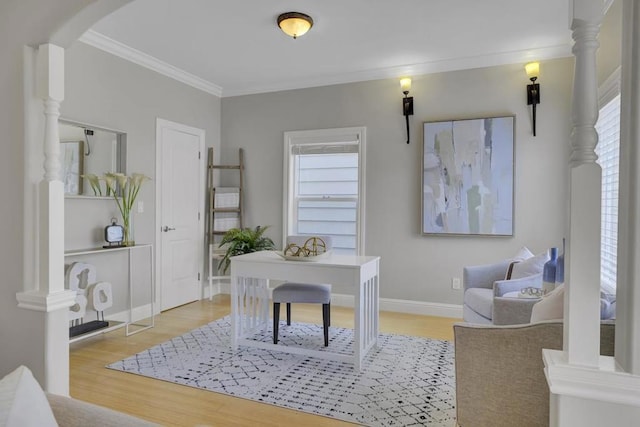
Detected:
left=59, top=120, right=127, bottom=197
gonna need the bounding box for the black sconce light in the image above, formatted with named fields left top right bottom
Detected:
left=525, top=62, right=541, bottom=136
left=401, top=78, right=414, bottom=144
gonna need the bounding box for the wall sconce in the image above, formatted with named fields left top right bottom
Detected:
left=525, top=62, right=541, bottom=137
left=401, top=78, right=414, bottom=144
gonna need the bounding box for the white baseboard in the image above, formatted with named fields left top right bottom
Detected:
left=331, top=294, right=462, bottom=319
left=206, top=285, right=462, bottom=319
left=107, top=304, right=153, bottom=324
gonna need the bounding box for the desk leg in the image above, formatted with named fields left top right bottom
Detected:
left=355, top=279, right=363, bottom=371
left=231, top=275, right=240, bottom=349
left=355, top=274, right=380, bottom=371
left=261, top=279, right=270, bottom=332
left=373, top=274, right=379, bottom=347
left=231, top=276, right=269, bottom=349
left=208, top=248, right=213, bottom=301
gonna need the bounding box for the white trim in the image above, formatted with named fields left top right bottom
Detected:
left=604, top=0, right=615, bottom=14
left=107, top=303, right=153, bottom=323
left=544, top=349, right=640, bottom=407
left=16, top=290, right=77, bottom=312
left=599, top=66, right=621, bottom=107
left=283, top=127, right=366, bottom=255
left=80, top=30, right=570, bottom=98
left=212, top=286, right=462, bottom=319
left=79, top=30, right=222, bottom=97
left=155, top=118, right=206, bottom=312
left=332, top=294, right=463, bottom=319
left=223, top=44, right=571, bottom=97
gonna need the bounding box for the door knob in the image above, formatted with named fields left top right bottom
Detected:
left=163, top=226, right=176, bottom=232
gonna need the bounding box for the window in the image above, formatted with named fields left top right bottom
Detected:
left=595, top=94, right=620, bottom=294
left=283, top=128, right=365, bottom=255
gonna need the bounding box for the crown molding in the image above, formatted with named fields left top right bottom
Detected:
left=604, top=0, right=615, bottom=14
left=79, top=30, right=222, bottom=97
left=79, top=30, right=570, bottom=98
left=222, top=43, right=573, bottom=97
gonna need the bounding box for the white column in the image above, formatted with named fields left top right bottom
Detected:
left=16, top=44, right=76, bottom=395
left=616, top=0, right=640, bottom=375
left=544, top=2, right=640, bottom=425
left=563, top=0, right=603, bottom=368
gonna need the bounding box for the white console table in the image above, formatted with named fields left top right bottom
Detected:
left=64, top=244, right=155, bottom=343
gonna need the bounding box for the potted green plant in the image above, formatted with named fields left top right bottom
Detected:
left=218, top=225, right=276, bottom=274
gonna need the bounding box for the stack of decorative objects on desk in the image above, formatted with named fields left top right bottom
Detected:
left=276, top=235, right=331, bottom=261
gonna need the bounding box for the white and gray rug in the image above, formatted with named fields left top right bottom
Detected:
left=107, top=316, right=456, bottom=426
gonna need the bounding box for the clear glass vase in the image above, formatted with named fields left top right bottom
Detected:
left=122, top=210, right=135, bottom=246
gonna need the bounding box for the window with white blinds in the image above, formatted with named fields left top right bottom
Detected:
left=284, top=128, right=365, bottom=255
left=595, top=94, right=620, bottom=294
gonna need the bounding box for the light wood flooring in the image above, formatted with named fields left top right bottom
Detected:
left=70, top=294, right=459, bottom=426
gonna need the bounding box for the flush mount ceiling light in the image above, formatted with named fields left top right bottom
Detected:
left=277, top=12, right=313, bottom=39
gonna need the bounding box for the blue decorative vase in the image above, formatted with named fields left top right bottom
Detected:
left=555, top=238, right=565, bottom=286
left=543, top=247, right=558, bottom=294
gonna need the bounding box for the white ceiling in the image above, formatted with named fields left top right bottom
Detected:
left=86, top=0, right=572, bottom=97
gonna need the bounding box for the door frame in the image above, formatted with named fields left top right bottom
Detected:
left=155, top=118, right=206, bottom=312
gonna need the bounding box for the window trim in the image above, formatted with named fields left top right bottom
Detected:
left=599, top=66, right=621, bottom=108
left=283, top=127, right=366, bottom=255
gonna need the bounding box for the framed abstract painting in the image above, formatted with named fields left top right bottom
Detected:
left=422, top=116, right=514, bottom=236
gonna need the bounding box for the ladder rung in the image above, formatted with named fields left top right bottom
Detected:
left=211, top=208, right=241, bottom=213
left=210, top=165, right=241, bottom=169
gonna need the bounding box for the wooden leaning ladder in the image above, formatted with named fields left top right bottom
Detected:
left=206, top=147, right=244, bottom=299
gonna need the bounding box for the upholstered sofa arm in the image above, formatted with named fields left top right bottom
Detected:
left=463, top=259, right=511, bottom=291
left=46, top=393, right=159, bottom=427
left=493, top=273, right=543, bottom=297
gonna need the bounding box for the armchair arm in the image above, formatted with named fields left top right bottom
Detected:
left=453, top=321, right=564, bottom=427
left=493, top=273, right=543, bottom=297
left=491, top=274, right=543, bottom=325
left=492, top=297, right=539, bottom=325
left=463, top=259, right=511, bottom=291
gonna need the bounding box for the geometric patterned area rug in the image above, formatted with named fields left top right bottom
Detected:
left=107, top=316, right=456, bottom=426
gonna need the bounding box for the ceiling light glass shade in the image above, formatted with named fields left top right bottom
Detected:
left=525, top=62, right=540, bottom=79
left=278, top=12, right=313, bottom=39
left=400, top=78, right=412, bottom=93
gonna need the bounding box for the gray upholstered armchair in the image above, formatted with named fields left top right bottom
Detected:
left=454, top=321, right=615, bottom=427
left=463, top=259, right=544, bottom=325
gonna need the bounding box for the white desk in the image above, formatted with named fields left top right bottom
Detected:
left=230, top=251, right=380, bottom=371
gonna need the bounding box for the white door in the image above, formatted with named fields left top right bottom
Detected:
left=157, top=119, right=205, bottom=311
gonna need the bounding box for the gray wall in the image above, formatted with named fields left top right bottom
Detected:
left=221, top=58, right=573, bottom=304
left=62, top=42, right=221, bottom=251
left=60, top=42, right=221, bottom=313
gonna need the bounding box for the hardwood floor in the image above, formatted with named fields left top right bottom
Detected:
left=69, top=294, right=459, bottom=426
